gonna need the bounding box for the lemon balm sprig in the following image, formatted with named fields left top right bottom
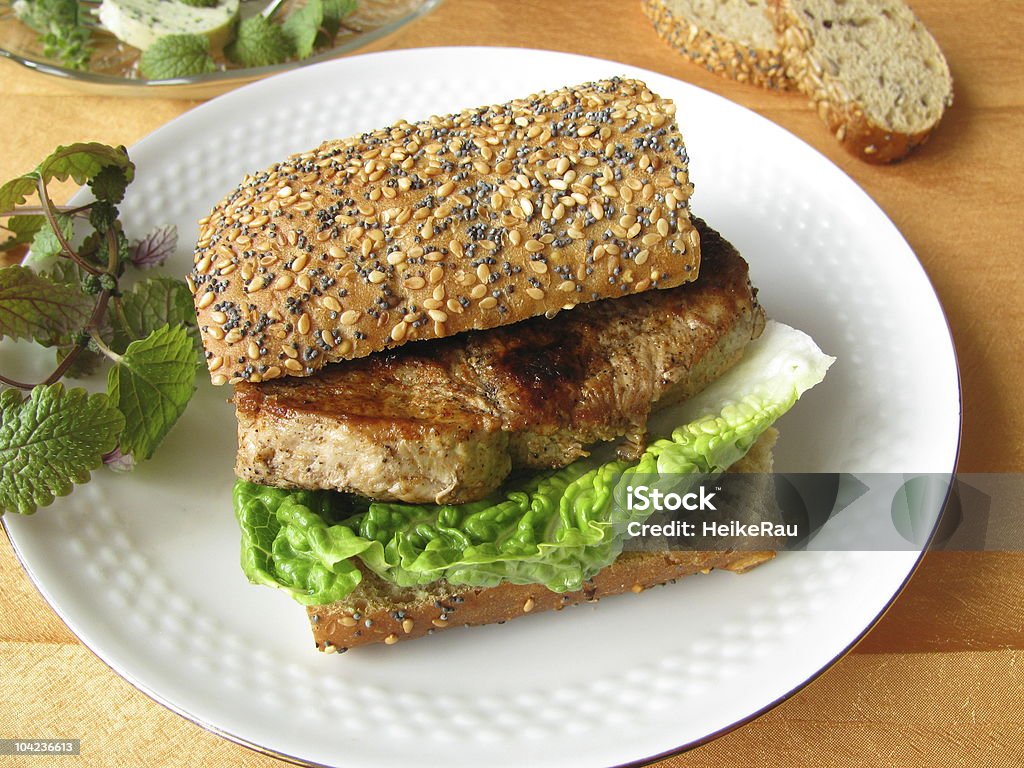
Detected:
left=0, top=143, right=201, bottom=515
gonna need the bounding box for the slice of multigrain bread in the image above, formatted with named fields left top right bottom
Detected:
left=642, top=0, right=794, bottom=90
left=308, top=428, right=778, bottom=652
left=768, top=0, right=953, bottom=162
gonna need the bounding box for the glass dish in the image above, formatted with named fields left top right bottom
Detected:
left=0, top=0, right=441, bottom=98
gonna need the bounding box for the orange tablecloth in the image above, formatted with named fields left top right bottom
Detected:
left=2, top=1, right=1023, bottom=765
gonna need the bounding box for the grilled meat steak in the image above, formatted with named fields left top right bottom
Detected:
left=234, top=222, right=765, bottom=503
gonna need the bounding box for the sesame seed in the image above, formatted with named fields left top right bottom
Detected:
left=384, top=634, right=399, bottom=645
left=297, top=313, right=312, bottom=334
left=368, top=270, right=387, bottom=284
left=404, top=276, right=426, bottom=290
left=284, top=358, right=303, bottom=372
left=322, top=296, right=342, bottom=312
left=431, top=617, right=449, bottom=628
left=390, top=322, right=408, bottom=342
left=402, top=618, right=415, bottom=634
left=523, top=597, right=536, bottom=612
left=211, top=374, right=228, bottom=386
left=525, top=239, right=544, bottom=253
left=526, top=287, right=545, bottom=300
left=340, top=616, right=357, bottom=627
left=274, top=275, right=294, bottom=291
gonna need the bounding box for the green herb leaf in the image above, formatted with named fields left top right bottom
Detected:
left=282, top=0, right=323, bottom=59
left=111, top=277, right=198, bottom=353
left=226, top=16, right=294, bottom=68
left=26, top=212, right=74, bottom=273
left=37, top=143, right=135, bottom=190
left=14, top=0, right=77, bottom=30
left=56, top=342, right=104, bottom=379
left=321, top=0, right=356, bottom=36
left=139, top=34, right=217, bottom=80
left=0, top=175, right=40, bottom=214
left=0, top=384, right=124, bottom=515
left=88, top=165, right=129, bottom=204
left=1, top=214, right=46, bottom=253
left=178, top=0, right=218, bottom=6
left=13, top=0, right=91, bottom=70
left=107, top=324, right=198, bottom=460
left=0, top=265, right=93, bottom=344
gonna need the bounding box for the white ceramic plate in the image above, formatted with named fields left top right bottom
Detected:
left=3, top=48, right=960, bottom=767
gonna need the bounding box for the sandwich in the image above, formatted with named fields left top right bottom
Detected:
left=188, top=78, right=833, bottom=651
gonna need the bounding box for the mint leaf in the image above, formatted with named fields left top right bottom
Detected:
left=26, top=212, right=74, bottom=272
left=89, top=165, right=129, bottom=204
left=1, top=214, right=46, bottom=253
left=107, top=325, right=198, bottom=460
left=0, top=265, right=93, bottom=344
left=140, top=34, right=217, bottom=80
left=227, top=16, right=294, bottom=68
left=0, top=384, right=124, bottom=515
left=130, top=225, right=177, bottom=269
left=283, top=0, right=323, bottom=59
left=0, top=175, right=40, bottom=213
left=111, top=277, right=197, bottom=353
left=56, top=342, right=104, bottom=378
left=37, top=143, right=134, bottom=189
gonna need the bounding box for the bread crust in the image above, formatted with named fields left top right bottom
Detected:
left=767, top=0, right=953, bottom=163
left=642, top=0, right=794, bottom=91
left=190, top=78, right=700, bottom=385
left=309, top=549, right=775, bottom=651
left=307, top=428, right=779, bottom=651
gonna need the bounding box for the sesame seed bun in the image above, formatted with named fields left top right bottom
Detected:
left=189, top=78, right=700, bottom=385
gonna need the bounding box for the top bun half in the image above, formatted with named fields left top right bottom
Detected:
left=189, top=77, right=700, bottom=385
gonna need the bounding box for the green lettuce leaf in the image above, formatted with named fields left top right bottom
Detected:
left=236, top=321, right=834, bottom=605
